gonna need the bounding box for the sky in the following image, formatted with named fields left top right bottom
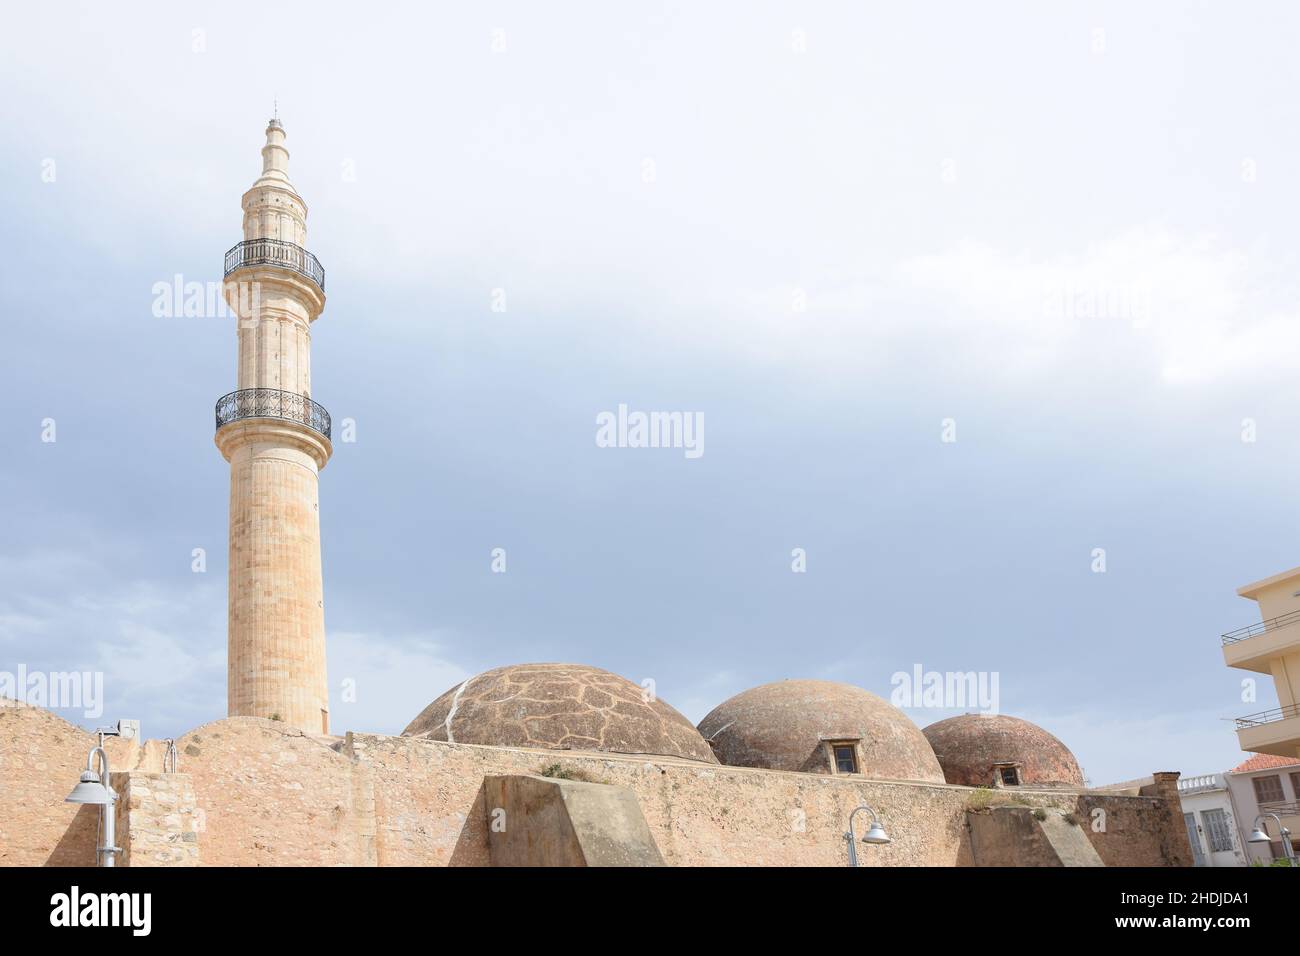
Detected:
left=2, top=0, right=1298, bottom=785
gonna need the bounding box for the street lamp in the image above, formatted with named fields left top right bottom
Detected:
left=845, top=805, right=891, bottom=867
left=64, top=744, right=120, bottom=867
left=1248, top=813, right=1296, bottom=867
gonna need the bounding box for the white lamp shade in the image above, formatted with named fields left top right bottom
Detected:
left=1248, top=826, right=1272, bottom=844
left=862, top=822, right=891, bottom=845
left=65, top=771, right=114, bottom=805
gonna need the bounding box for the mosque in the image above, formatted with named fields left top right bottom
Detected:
left=0, top=120, right=1192, bottom=868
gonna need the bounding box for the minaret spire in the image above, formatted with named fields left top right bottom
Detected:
left=216, top=119, right=333, bottom=735
left=255, top=114, right=293, bottom=190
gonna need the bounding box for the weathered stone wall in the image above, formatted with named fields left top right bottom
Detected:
left=348, top=731, right=976, bottom=866
left=347, top=733, right=1188, bottom=867
left=172, top=717, right=372, bottom=866
left=0, top=701, right=1190, bottom=867
left=1079, top=773, right=1193, bottom=867
left=111, top=772, right=200, bottom=867
left=0, top=699, right=144, bottom=866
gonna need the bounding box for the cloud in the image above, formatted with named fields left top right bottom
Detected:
left=895, top=227, right=1300, bottom=386
left=1018, top=707, right=1245, bottom=789
left=660, top=669, right=744, bottom=725
left=0, top=547, right=475, bottom=739
left=327, top=630, right=470, bottom=736
left=0, top=559, right=226, bottom=734
left=591, top=226, right=1300, bottom=396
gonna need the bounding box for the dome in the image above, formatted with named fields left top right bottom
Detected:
left=922, top=714, right=1084, bottom=788
left=697, top=679, right=944, bottom=782
left=402, top=663, right=717, bottom=764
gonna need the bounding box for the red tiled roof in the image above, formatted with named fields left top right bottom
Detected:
left=1230, top=753, right=1300, bottom=774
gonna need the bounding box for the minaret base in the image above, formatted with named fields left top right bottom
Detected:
left=218, top=419, right=331, bottom=734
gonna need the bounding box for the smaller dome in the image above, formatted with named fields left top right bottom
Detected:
left=697, top=679, right=944, bottom=782
left=403, top=663, right=717, bottom=764
left=922, top=714, right=1084, bottom=788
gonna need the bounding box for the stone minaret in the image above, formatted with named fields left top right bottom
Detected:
left=216, top=117, right=332, bottom=734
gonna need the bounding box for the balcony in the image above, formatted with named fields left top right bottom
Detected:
left=1177, top=773, right=1227, bottom=796
left=1221, top=608, right=1300, bottom=673
left=1234, top=704, right=1300, bottom=758
left=215, top=387, right=331, bottom=440
left=224, top=238, right=325, bottom=292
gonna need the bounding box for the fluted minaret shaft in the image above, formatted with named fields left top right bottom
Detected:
left=218, top=119, right=332, bottom=734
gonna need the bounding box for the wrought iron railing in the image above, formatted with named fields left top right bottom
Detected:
left=1234, top=703, right=1300, bottom=730
left=1222, top=608, right=1300, bottom=645
left=215, top=388, right=331, bottom=440
left=223, top=238, right=325, bottom=292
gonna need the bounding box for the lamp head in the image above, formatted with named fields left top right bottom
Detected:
left=65, top=770, right=114, bottom=806
left=1248, top=825, right=1272, bottom=844
left=862, top=821, right=891, bottom=845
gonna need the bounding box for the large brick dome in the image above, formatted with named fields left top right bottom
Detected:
left=697, top=679, right=944, bottom=782
left=922, top=714, right=1084, bottom=788
left=402, top=663, right=718, bottom=764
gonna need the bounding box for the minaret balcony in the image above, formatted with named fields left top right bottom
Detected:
left=224, top=238, right=325, bottom=292
left=215, top=387, right=331, bottom=440
left=1221, top=608, right=1300, bottom=673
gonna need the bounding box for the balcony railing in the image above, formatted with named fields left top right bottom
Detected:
left=215, top=387, right=331, bottom=440
left=1222, top=607, right=1300, bottom=646
left=224, top=238, right=325, bottom=292
left=1233, top=703, right=1300, bottom=730
left=1177, top=773, right=1227, bottom=794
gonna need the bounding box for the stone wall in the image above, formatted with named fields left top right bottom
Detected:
left=111, top=772, right=200, bottom=867
left=171, top=717, right=371, bottom=866
left=0, top=699, right=144, bottom=866
left=347, top=732, right=1189, bottom=867
left=348, top=731, right=976, bottom=866
left=0, top=701, right=1191, bottom=867
left=1080, top=787, right=1193, bottom=867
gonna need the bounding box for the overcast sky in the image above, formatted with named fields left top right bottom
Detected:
left=2, top=1, right=1298, bottom=785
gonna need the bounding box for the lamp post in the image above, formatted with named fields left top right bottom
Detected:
left=845, top=804, right=891, bottom=867
left=64, top=744, right=120, bottom=867
left=1248, top=813, right=1297, bottom=867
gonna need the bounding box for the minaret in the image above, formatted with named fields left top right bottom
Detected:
left=216, top=117, right=332, bottom=734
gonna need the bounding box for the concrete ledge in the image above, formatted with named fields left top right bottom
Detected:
left=483, top=774, right=664, bottom=867
left=967, top=806, right=1102, bottom=867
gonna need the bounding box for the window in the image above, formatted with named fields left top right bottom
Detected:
left=833, top=745, right=858, bottom=774
left=1290, top=772, right=1300, bottom=799
left=1254, top=775, right=1285, bottom=805
left=1201, top=809, right=1234, bottom=853
left=995, top=764, right=1020, bottom=786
